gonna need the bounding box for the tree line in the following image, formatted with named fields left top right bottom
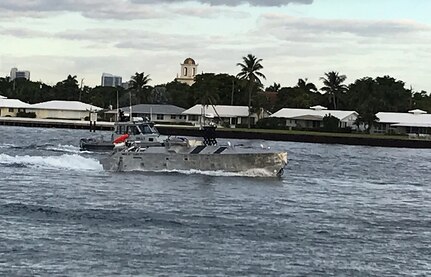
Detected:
left=1, top=54, right=430, bottom=128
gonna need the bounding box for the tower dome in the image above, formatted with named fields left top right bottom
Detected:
left=176, top=57, right=198, bottom=86
left=183, top=58, right=196, bottom=65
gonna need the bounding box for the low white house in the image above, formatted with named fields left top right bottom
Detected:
left=270, top=105, right=358, bottom=129
left=182, top=104, right=263, bottom=126
left=105, top=104, right=186, bottom=124
left=0, top=98, right=32, bottom=117
left=28, top=100, right=103, bottom=120
left=374, top=109, right=431, bottom=135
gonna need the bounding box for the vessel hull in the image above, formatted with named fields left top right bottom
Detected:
left=101, top=148, right=287, bottom=177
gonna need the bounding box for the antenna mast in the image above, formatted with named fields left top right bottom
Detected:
left=129, top=91, right=132, bottom=122
left=116, top=90, right=119, bottom=122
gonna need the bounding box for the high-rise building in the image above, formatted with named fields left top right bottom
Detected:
left=175, top=58, right=198, bottom=86
left=10, top=67, right=30, bottom=81
left=101, top=73, right=122, bottom=87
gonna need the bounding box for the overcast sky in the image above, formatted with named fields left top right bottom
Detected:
left=1, top=0, right=430, bottom=91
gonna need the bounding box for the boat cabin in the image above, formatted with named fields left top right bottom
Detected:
left=114, top=118, right=158, bottom=136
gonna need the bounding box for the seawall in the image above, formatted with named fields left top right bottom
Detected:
left=0, top=117, right=113, bottom=130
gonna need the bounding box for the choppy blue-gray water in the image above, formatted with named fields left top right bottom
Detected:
left=0, top=126, right=430, bottom=276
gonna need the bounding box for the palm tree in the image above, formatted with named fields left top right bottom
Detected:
left=63, top=75, right=78, bottom=87
left=236, top=54, right=266, bottom=128
left=267, top=82, right=281, bottom=93
left=129, top=72, right=151, bottom=103
left=195, top=88, right=221, bottom=126
left=320, top=71, right=347, bottom=109
left=58, top=75, right=79, bottom=100
left=296, top=78, right=317, bottom=93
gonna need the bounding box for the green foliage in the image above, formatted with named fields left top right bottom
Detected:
left=321, top=115, right=341, bottom=132
left=191, top=73, right=220, bottom=106
left=320, top=71, right=347, bottom=109
left=237, top=54, right=266, bottom=128
left=0, top=78, right=53, bottom=103
left=165, top=81, right=193, bottom=108
left=150, top=86, right=169, bottom=104
left=52, top=75, right=81, bottom=101
left=81, top=86, right=127, bottom=109
left=2, top=65, right=431, bottom=135
left=275, top=79, right=322, bottom=111
left=412, top=91, right=431, bottom=112
left=129, top=72, right=152, bottom=103
left=266, top=82, right=281, bottom=93
left=345, top=76, right=411, bottom=132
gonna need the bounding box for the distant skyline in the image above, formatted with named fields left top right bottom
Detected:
left=1, top=0, right=430, bottom=91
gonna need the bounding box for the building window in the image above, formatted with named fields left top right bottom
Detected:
left=184, top=67, right=188, bottom=76
left=189, top=115, right=198, bottom=121
left=9, top=108, right=14, bottom=112
left=193, top=68, right=196, bottom=76
left=156, top=114, right=164, bottom=120
left=171, top=115, right=177, bottom=120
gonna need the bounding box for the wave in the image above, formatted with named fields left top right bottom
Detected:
left=0, top=203, right=184, bottom=228
left=0, top=153, right=103, bottom=171
left=11, top=143, right=54, bottom=150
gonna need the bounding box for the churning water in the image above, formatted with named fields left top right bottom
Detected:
left=0, top=126, right=430, bottom=276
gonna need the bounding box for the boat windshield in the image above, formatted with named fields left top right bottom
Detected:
left=129, top=125, right=140, bottom=135
left=139, top=124, right=158, bottom=134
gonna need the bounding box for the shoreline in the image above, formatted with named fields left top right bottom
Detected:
left=1, top=117, right=431, bottom=149
left=157, top=126, right=431, bottom=149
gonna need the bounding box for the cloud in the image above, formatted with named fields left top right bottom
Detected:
left=0, top=27, right=49, bottom=38
left=260, top=14, right=431, bottom=40
left=1, top=2, right=430, bottom=91
left=0, top=0, right=164, bottom=20
left=0, top=0, right=312, bottom=20
left=131, top=0, right=313, bottom=6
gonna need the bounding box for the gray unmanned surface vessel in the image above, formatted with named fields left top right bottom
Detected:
left=101, top=126, right=288, bottom=177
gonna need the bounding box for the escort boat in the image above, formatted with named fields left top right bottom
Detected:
left=79, top=117, right=166, bottom=151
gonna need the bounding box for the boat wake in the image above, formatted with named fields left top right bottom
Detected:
left=0, top=153, right=103, bottom=171
left=45, top=144, right=87, bottom=154
left=127, top=168, right=278, bottom=178
left=0, top=143, right=18, bottom=149
left=0, top=143, right=86, bottom=154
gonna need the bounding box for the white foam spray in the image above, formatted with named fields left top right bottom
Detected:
left=0, top=143, right=16, bottom=149
left=0, top=154, right=103, bottom=171
left=131, top=168, right=275, bottom=178
left=46, top=144, right=84, bottom=154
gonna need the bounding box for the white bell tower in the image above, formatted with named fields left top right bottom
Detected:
left=176, top=57, right=198, bottom=86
